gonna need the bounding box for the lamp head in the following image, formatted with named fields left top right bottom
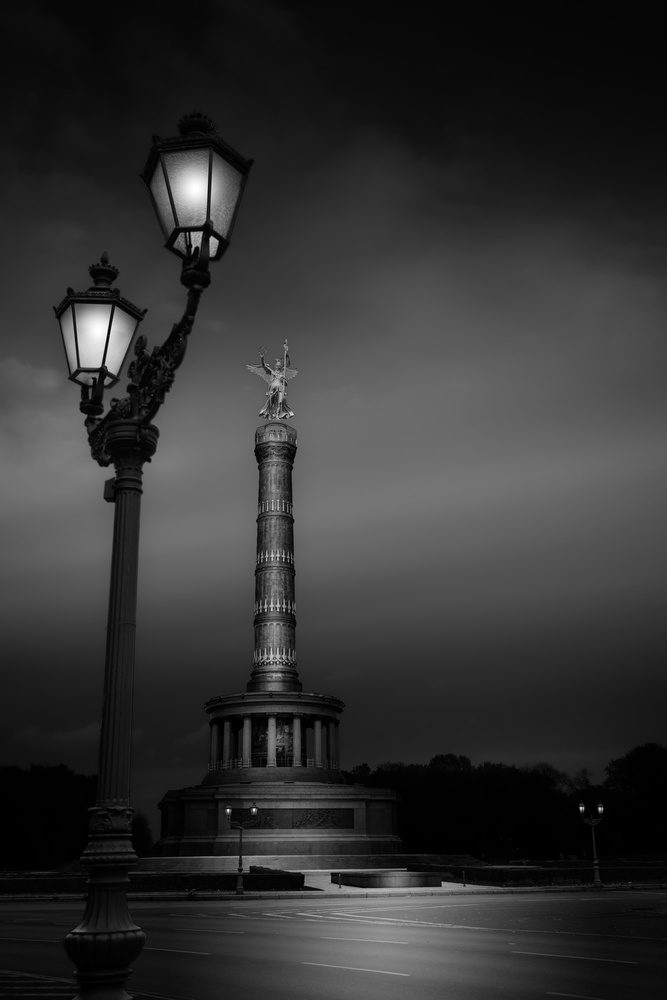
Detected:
left=141, top=111, right=253, bottom=264
left=54, top=253, right=146, bottom=398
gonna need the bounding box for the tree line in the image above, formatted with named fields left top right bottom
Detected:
left=341, top=743, right=667, bottom=859
left=1, top=744, right=663, bottom=868
left=0, top=764, right=153, bottom=871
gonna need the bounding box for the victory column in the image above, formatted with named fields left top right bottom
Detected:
left=156, top=345, right=400, bottom=857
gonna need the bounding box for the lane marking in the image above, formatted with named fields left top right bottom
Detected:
left=514, top=951, right=637, bottom=964
left=302, top=962, right=409, bottom=977
left=132, top=990, right=201, bottom=1000
left=131, top=989, right=201, bottom=1000
left=337, top=900, right=585, bottom=914
left=144, top=947, right=210, bottom=956
left=320, top=936, right=408, bottom=944
left=300, top=911, right=667, bottom=943
left=0, top=936, right=59, bottom=943
left=547, top=994, right=612, bottom=999
left=172, top=927, right=244, bottom=934
left=0, top=991, right=72, bottom=997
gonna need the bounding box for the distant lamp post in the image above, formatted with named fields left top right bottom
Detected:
left=579, top=801, right=604, bottom=887
left=225, top=803, right=259, bottom=895
left=54, top=112, right=252, bottom=1000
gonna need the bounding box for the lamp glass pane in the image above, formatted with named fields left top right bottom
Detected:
left=210, top=151, right=243, bottom=240
left=75, top=302, right=113, bottom=372
left=104, top=306, right=139, bottom=379
left=162, top=148, right=211, bottom=229
left=149, top=159, right=174, bottom=239
left=59, top=304, right=78, bottom=377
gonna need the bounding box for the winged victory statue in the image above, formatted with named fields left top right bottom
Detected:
left=247, top=341, right=298, bottom=419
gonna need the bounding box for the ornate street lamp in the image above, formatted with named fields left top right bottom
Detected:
left=225, top=802, right=259, bottom=895
left=54, top=112, right=252, bottom=1000
left=579, top=801, right=604, bottom=887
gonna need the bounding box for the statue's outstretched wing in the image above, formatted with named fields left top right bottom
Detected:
left=246, top=363, right=273, bottom=385
left=283, top=366, right=298, bottom=381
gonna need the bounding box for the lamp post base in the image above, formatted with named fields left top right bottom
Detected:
left=64, top=807, right=145, bottom=1000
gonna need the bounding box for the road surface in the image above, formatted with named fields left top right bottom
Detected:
left=1, top=888, right=666, bottom=998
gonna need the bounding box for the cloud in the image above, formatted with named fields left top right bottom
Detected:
left=0, top=357, right=59, bottom=411
left=174, top=725, right=210, bottom=748
left=0, top=357, right=77, bottom=467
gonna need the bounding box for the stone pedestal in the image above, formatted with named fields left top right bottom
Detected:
left=157, top=782, right=400, bottom=857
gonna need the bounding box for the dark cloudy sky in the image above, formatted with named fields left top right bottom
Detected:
left=1, top=2, right=665, bottom=832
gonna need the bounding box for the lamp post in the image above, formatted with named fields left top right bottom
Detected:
left=225, top=803, right=259, bottom=895
left=54, top=112, right=252, bottom=1000
left=579, top=801, right=604, bottom=887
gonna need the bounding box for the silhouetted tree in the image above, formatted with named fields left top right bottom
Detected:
left=604, top=743, right=667, bottom=796
left=571, top=768, right=593, bottom=791
left=428, top=754, right=472, bottom=772
left=342, top=745, right=665, bottom=859
left=131, top=811, right=154, bottom=857
left=342, top=762, right=372, bottom=782
left=602, top=743, right=667, bottom=854
left=0, top=764, right=96, bottom=870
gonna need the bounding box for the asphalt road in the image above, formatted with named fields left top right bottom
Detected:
left=1, top=889, right=666, bottom=999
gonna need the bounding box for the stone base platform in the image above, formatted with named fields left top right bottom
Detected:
left=156, top=781, right=401, bottom=857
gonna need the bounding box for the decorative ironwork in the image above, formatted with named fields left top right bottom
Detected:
left=85, top=264, right=209, bottom=466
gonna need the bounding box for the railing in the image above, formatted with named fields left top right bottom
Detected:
left=207, top=756, right=339, bottom=772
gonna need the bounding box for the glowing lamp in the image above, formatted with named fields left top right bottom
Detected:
left=142, top=111, right=253, bottom=262
left=597, top=802, right=604, bottom=816
left=250, top=802, right=258, bottom=818
left=578, top=802, right=585, bottom=816
left=54, top=254, right=146, bottom=388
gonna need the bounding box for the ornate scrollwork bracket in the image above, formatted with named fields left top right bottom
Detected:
left=83, top=222, right=214, bottom=467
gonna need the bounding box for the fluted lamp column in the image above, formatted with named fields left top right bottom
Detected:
left=54, top=112, right=252, bottom=1000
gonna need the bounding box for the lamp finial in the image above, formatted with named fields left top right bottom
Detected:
left=177, top=110, right=216, bottom=137
left=89, top=253, right=119, bottom=288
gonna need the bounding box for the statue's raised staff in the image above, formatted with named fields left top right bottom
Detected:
left=247, top=341, right=298, bottom=419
